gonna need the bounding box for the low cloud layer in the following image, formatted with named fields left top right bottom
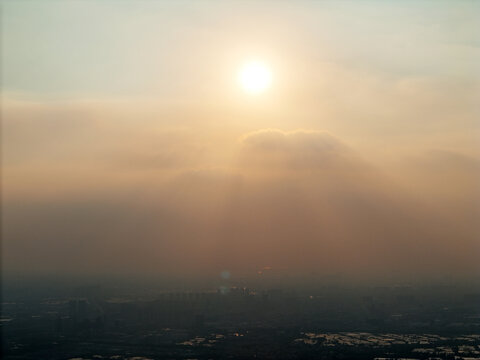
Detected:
left=2, top=104, right=480, bottom=281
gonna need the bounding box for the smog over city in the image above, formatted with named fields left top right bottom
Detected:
left=1, top=1, right=479, bottom=359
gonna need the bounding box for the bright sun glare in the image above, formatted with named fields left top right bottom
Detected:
left=239, top=61, right=272, bottom=94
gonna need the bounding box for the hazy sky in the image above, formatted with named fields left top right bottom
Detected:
left=2, top=1, right=480, bottom=281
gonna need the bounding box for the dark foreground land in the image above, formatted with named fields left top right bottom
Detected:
left=2, top=278, right=480, bottom=359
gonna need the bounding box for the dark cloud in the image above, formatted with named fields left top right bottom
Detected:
left=3, top=124, right=480, bottom=280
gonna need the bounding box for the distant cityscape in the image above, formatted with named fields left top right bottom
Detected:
left=3, top=0, right=480, bottom=359
left=2, top=280, right=479, bottom=359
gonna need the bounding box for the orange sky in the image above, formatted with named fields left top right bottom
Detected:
left=2, top=1, right=480, bottom=280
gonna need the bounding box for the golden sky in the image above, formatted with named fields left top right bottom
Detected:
left=2, top=1, right=480, bottom=280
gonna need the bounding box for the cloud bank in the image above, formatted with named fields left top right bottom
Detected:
left=2, top=104, right=480, bottom=281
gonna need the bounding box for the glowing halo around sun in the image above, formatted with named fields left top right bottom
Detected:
left=238, top=61, right=272, bottom=94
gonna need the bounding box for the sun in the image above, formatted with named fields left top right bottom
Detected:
left=239, top=61, right=272, bottom=94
